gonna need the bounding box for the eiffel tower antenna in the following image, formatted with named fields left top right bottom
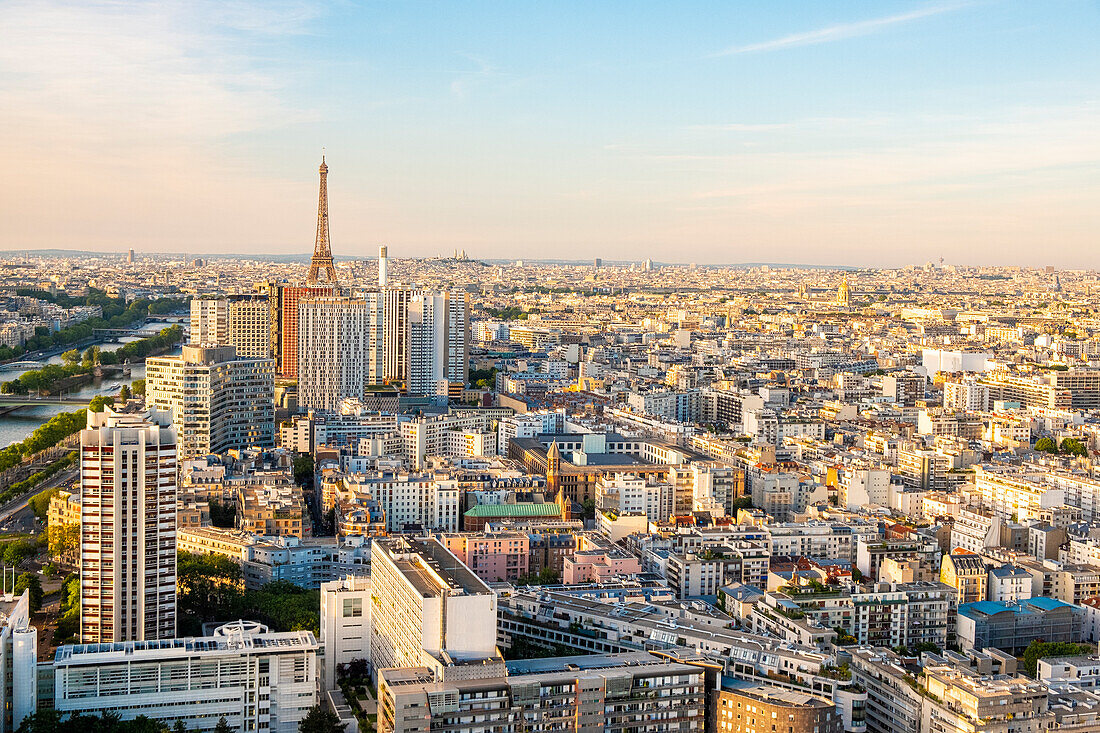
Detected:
left=307, top=152, right=338, bottom=284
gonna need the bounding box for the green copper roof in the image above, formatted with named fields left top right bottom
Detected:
left=464, top=503, right=561, bottom=518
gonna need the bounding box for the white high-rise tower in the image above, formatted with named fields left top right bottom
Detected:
left=79, top=407, right=177, bottom=643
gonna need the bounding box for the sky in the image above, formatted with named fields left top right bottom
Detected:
left=0, top=1, right=1098, bottom=267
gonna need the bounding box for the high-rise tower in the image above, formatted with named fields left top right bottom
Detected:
left=306, top=156, right=339, bottom=284
left=79, top=407, right=177, bottom=643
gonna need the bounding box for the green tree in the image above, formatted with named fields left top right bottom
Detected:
left=1060, top=438, right=1088, bottom=457
left=298, top=705, right=346, bottom=733
left=2, top=539, right=37, bottom=566
left=1022, top=640, right=1095, bottom=676
left=61, top=349, right=81, bottom=367
left=293, top=454, right=315, bottom=486
left=172, top=721, right=189, bottom=733
left=13, top=572, right=43, bottom=612
left=83, top=345, right=101, bottom=366
left=214, top=718, right=233, bottom=733
left=132, top=378, right=146, bottom=396
left=49, top=523, right=80, bottom=564
left=119, top=384, right=132, bottom=401
left=88, top=395, right=114, bottom=412
left=28, top=486, right=60, bottom=521
left=1034, top=437, right=1059, bottom=454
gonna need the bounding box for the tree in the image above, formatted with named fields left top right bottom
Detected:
left=1060, top=438, right=1088, bottom=457
left=28, top=486, right=60, bottom=521
left=293, top=454, right=315, bottom=486
left=132, top=378, right=146, bottom=396
left=1022, top=640, right=1095, bottom=677
left=214, top=718, right=232, bottom=733
left=1034, top=437, right=1059, bottom=454
left=119, top=384, right=132, bottom=401
left=298, top=705, right=345, bottom=733
left=88, top=395, right=114, bottom=413
left=2, top=539, right=37, bottom=567
left=83, top=345, right=101, bottom=366
left=13, top=572, right=43, bottom=612
left=172, top=721, right=189, bottom=733
left=209, top=499, right=237, bottom=529
left=49, top=523, right=80, bottom=565
left=61, top=349, right=81, bottom=367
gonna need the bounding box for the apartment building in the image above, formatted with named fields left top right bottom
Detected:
left=437, top=532, right=530, bottom=583
left=406, top=291, right=469, bottom=397
left=190, top=295, right=271, bottom=358
left=79, top=407, right=177, bottom=643
left=717, top=683, right=843, bottom=733
left=146, top=344, right=275, bottom=459
left=369, top=537, right=498, bottom=675
left=378, top=651, right=706, bottom=733
left=237, top=483, right=307, bottom=538
left=297, top=295, right=384, bottom=412
left=320, top=575, right=371, bottom=691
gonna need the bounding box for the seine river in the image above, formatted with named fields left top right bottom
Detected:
left=0, top=321, right=183, bottom=448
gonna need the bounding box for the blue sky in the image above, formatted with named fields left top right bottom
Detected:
left=1, top=1, right=1098, bottom=266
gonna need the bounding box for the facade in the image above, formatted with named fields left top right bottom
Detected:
left=717, top=683, right=843, bottom=733
left=320, top=576, right=372, bottom=691
left=297, top=295, right=384, bottom=412
left=406, top=291, right=470, bottom=397
left=79, top=407, right=177, bottom=643
left=956, top=597, right=1084, bottom=651
left=0, top=591, right=37, bottom=733
left=146, top=344, right=275, bottom=459
left=273, top=283, right=339, bottom=380
left=53, top=621, right=319, bottom=733
left=378, top=652, right=706, bottom=733
left=190, top=296, right=271, bottom=358
left=941, top=553, right=988, bottom=603
left=369, top=537, right=498, bottom=675
left=438, top=532, right=530, bottom=583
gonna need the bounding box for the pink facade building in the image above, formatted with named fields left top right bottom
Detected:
left=562, top=549, right=642, bottom=584
left=439, top=532, right=530, bottom=583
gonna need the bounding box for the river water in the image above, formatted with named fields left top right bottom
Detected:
left=0, top=320, right=184, bottom=448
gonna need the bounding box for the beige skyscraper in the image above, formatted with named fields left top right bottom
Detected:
left=79, top=407, right=177, bottom=643
left=297, top=295, right=384, bottom=412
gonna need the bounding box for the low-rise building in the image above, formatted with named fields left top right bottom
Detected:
left=52, top=621, right=319, bottom=733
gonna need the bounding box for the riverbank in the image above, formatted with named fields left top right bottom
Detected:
left=1, top=325, right=181, bottom=396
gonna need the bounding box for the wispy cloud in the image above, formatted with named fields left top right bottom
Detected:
left=713, top=3, right=969, bottom=56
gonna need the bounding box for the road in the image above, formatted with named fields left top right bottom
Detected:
left=0, top=464, right=77, bottom=527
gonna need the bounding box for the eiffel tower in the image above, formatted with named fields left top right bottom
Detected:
left=306, top=155, right=339, bottom=284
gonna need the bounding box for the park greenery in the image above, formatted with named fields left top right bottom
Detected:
left=1, top=325, right=182, bottom=395
left=298, top=706, right=346, bottom=733
left=177, top=551, right=321, bottom=636
left=0, top=289, right=184, bottom=362
left=468, top=367, right=499, bottom=389
left=0, top=537, right=41, bottom=567
left=483, top=305, right=526, bottom=320
left=14, top=572, right=43, bottom=612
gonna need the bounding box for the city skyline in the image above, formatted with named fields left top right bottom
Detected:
left=2, top=1, right=1098, bottom=267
